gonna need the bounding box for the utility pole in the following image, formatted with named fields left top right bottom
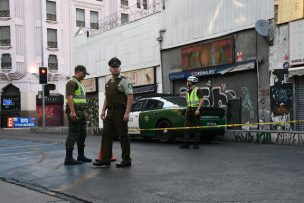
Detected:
left=40, top=1, right=46, bottom=127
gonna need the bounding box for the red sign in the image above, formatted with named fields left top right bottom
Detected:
left=182, top=37, right=234, bottom=70
left=7, top=117, right=14, bottom=128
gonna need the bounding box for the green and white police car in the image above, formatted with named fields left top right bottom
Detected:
left=128, top=94, right=226, bottom=143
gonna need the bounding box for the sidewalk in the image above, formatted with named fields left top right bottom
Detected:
left=0, top=180, right=68, bottom=203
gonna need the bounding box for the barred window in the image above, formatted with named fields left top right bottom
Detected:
left=121, top=0, right=128, bottom=6
left=1, top=53, right=11, bottom=72
left=48, top=55, right=58, bottom=71
left=143, top=0, right=147, bottom=9
left=90, top=11, right=99, bottom=29
left=0, top=26, right=10, bottom=46
left=121, top=13, right=128, bottom=24
left=137, top=0, right=141, bottom=8
left=76, top=8, right=85, bottom=27
left=0, top=0, right=10, bottom=17
left=47, top=28, right=57, bottom=48
left=46, top=0, right=56, bottom=21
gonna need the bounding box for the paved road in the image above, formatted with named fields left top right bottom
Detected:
left=1, top=129, right=304, bottom=203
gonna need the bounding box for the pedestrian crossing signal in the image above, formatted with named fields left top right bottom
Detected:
left=39, top=67, right=48, bottom=84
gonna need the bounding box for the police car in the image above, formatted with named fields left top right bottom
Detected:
left=128, top=94, right=226, bottom=143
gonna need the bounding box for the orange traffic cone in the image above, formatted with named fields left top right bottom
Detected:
left=95, top=147, right=116, bottom=162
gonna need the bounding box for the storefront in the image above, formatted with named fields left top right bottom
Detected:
left=36, top=94, right=64, bottom=126
left=105, top=67, right=158, bottom=101
left=1, top=84, right=21, bottom=128
left=161, top=29, right=270, bottom=128
left=288, top=19, right=304, bottom=131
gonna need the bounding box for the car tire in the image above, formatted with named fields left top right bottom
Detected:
left=156, top=120, right=175, bottom=143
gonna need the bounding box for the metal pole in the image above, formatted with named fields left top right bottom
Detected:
left=41, top=1, right=46, bottom=127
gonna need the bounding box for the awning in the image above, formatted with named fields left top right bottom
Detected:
left=133, top=85, right=156, bottom=94
left=219, top=61, right=255, bottom=75
left=288, top=66, right=304, bottom=77
left=169, top=60, right=256, bottom=80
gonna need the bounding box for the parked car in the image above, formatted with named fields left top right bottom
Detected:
left=128, top=94, right=226, bottom=143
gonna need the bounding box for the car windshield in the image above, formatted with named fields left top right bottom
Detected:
left=163, top=96, right=187, bottom=107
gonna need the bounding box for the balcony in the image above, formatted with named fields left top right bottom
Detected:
left=47, top=41, right=57, bottom=49
left=0, top=39, right=11, bottom=46
left=0, top=10, right=9, bottom=17
left=76, top=20, right=85, bottom=27
left=47, top=14, right=56, bottom=21
left=90, top=23, right=99, bottom=29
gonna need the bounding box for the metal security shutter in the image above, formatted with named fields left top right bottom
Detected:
left=296, top=76, right=304, bottom=131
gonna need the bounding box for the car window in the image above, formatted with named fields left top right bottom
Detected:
left=145, top=99, right=164, bottom=110
left=131, top=100, right=145, bottom=112
left=163, top=96, right=187, bottom=107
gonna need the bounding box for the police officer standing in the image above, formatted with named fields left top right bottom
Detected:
left=179, top=76, right=203, bottom=149
left=64, top=65, right=92, bottom=165
left=93, top=57, right=133, bottom=168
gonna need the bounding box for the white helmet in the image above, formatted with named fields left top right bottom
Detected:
left=187, top=76, right=198, bottom=83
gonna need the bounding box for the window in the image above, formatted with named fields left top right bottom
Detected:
left=145, top=100, right=164, bottom=110
left=47, top=28, right=57, bottom=48
left=46, top=0, right=56, bottom=21
left=1, top=54, right=11, bottom=72
left=121, top=0, right=128, bottom=6
left=0, top=0, right=10, bottom=17
left=0, top=26, right=10, bottom=46
left=131, top=100, right=146, bottom=112
left=90, top=11, right=99, bottom=29
left=121, top=13, right=128, bottom=24
left=48, top=55, right=58, bottom=71
left=137, top=0, right=141, bottom=8
left=76, top=8, right=85, bottom=27
left=143, top=0, right=147, bottom=9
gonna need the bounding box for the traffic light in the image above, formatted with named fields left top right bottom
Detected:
left=39, top=67, right=48, bottom=84
left=44, top=84, right=56, bottom=97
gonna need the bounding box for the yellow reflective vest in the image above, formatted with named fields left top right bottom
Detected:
left=186, top=87, right=199, bottom=107
left=66, top=77, right=86, bottom=104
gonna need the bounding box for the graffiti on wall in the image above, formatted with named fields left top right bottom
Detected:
left=226, top=130, right=304, bottom=145
left=86, top=96, right=99, bottom=128
left=180, top=83, right=256, bottom=125
left=37, top=104, right=63, bottom=126
left=270, top=69, right=293, bottom=131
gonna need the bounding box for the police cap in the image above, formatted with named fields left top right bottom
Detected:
left=108, top=57, right=121, bottom=67
left=75, top=65, right=90, bottom=75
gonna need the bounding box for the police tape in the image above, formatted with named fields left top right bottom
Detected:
left=135, top=120, right=304, bottom=132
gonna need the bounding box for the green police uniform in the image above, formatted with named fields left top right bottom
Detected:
left=65, top=76, right=87, bottom=149
left=101, top=74, right=133, bottom=162
left=184, top=86, right=203, bottom=145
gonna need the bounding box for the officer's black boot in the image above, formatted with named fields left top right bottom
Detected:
left=179, top=143, right=190, bottom=149
left=77, top=147, right=92, bottom=162
left=64, top=149, right=82, bottom=165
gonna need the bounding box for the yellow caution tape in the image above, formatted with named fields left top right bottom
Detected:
left=137, top=120, right=304, bottom=131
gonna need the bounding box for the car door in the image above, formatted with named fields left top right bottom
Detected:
left=128, top=99, right=146, bottom=135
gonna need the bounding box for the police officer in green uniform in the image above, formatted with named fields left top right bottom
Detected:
left=179, top=76, right=203, bottom=149
left=64, top=65, right=92, bottom=165
left=93, top=57, right=133, bottom=168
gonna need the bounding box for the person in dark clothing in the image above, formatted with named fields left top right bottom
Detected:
left=179, top=76, right=203, bottom=149
left=64, top=65, right=92, bottom=165
left=93, top=57, right=133, bottom=168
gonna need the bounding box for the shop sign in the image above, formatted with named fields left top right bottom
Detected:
left=7, top=117, right=37, bottom=128
left=105, top=67, right=155, bottom=87
left=289, top=19, right=304, bottom=66
left=181, top=37, right=234, bottom=70
left=276, top=0, right=304, bottom=24
left=82, top=78, right=97, bottom=93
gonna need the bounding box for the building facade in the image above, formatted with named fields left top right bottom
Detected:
left=160, top=0, right=274, bottom=129
left=0, top=0, right=104, bottom=127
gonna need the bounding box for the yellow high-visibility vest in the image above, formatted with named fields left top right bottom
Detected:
left=186, top=87, right=199, bottom=107
left=66, top=77, right=86, bottom=104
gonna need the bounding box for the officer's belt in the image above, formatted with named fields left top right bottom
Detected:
left=107, top=105, right=126, bottom=110
left=67, top=104, right=87, bottom=110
